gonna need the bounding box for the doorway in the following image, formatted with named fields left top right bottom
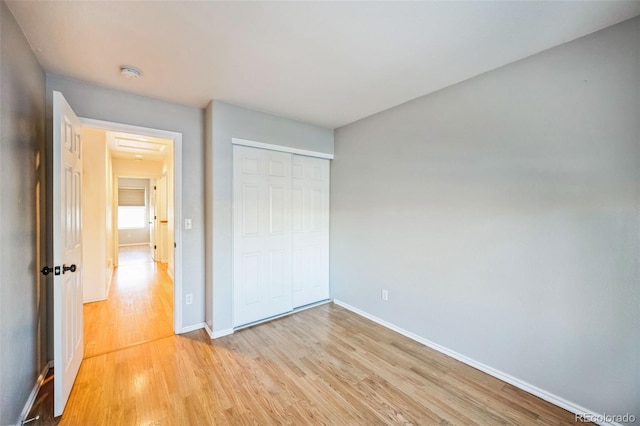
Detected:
left=79, top=120, right=183, bottom=358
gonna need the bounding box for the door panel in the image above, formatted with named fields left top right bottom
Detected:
left=291, top=155, right=330, bottom=308
left=53, top=91, right=83, bottom=416
left=270, top=250, right=286, bottom=298
left=242, top=254, right=260, bottom=305
left=150, top=179, right=156, bottom=260
left=233, top=146, right=292, bottom=327
left=242, top=185, right=260, bottom=235
left=269, top=185, right=287, bottom=234
left=292, top=188, right=304, bottom=233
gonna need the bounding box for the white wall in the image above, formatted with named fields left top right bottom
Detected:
left=112, top=157, right=164, bottom=177
left=105, top=145, right=114, bottom=290
left=81, top=128, right=113, bottom=302
left=331, top=17, right=639, bottom=422
left=205, top=101, right=334, bottom=333
left=0, top=2, right=47, bottom=424
left=46, top=74, right=205, bottom=343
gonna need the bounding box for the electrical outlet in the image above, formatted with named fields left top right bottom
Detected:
left=381, top=289, right=388, bottom=301
left=185, top=293, right=193, bottom=305
left=184, top=219, right=192, bottom=230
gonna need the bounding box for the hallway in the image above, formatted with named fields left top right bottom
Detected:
left=83, top=244, right=174, bottom=358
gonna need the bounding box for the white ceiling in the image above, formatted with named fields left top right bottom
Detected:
left=7, top=1, right=640, bottom=129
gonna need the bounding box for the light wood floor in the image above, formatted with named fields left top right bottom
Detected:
left=28, top=302, right=587, bottom=425
left=84, top=244, right=173, bottom=358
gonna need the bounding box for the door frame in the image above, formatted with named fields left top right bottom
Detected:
left=80, top=117, right=184, bottom=333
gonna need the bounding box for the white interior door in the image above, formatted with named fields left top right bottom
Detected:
left=156, top=174, right=168, bottom=263
left=52, top=91, right=84, bottom=416
left=233, top=145, right=292, bottom=327
left=150, top=179, right=157, bottom=260
left=292, top=155, right=330, bottom=308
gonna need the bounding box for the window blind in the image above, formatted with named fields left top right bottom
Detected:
left=118, top=188, right=146, bottom=206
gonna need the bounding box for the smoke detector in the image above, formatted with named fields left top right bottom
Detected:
left=120, top=65, right=142, bottom=79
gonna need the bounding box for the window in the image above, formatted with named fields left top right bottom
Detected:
left=118, top=206, right=146, bottom=229
left=118, top=187, right=146, bottom=230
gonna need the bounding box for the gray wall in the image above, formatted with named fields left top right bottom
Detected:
left=0, top=1, right=47, bottom=424
left=45, top=74, right=206, bottom=340
left=117, top=177, right=151, bottom=246
left=206, top=101, right=334, bottom=332
left=331, top=17, right=639, bottom=420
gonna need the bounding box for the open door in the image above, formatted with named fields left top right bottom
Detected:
left=52, top=91, right=84, bottom=416
left=150, top=179, right=158, bottom=261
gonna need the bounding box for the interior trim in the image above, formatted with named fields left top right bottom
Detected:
left=232, top=137, right=334, bottom=159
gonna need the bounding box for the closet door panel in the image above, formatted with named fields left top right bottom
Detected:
left=292, top=155, right=330, bottom=308
left=233, top=146, right=292, bottom=327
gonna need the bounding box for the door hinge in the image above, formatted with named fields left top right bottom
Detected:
left=174, top=242, right=176, bottom=248
left=154, top=245, right=157, bottom=249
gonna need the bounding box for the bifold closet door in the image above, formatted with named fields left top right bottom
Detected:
left=292, top=155, right=330, bottom=308
left=233, top=145, right=292, bottom=327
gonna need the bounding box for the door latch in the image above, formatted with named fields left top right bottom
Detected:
left=41, top=266, right=61, bottom=276
left=41, top=265, right=74, bottom=276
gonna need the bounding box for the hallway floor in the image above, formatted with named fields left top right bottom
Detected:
left=83, top=244, right=174, bottom=358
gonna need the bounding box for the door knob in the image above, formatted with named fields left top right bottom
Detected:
left=41, top=265, right=62, bottom=276
left=62, top=264, right=77, bottom=274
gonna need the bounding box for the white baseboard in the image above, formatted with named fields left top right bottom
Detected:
left=203, top=322, right=215, bottom=339
left=106, top=266, right=114, bottom=296
left=118, top=243, right=150, bottom=247
left=18, top=361, right=53, bottom=426
left=83, top=295, right=107, bottom=304
left=178, top=322, right=205, bottom=334
left=212, top=328, right=234, bottom=339
left=333, top=299, right=621, bottom=426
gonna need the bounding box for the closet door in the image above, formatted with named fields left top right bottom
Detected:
left=233, top=146, right=292, bottom=327
left=291, top=155, right=330, bottom=308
